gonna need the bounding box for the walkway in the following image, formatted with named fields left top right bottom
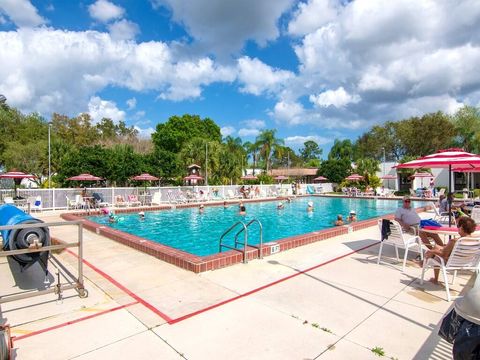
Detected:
left=0, top=210, right=469, bottom=359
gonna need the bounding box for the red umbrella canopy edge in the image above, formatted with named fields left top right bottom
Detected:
left=131, top=173, right=160, bottom=181
left=66, top=173, right=103, bottom=181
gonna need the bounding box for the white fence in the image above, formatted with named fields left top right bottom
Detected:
left=0, top=183, right=334, bottom=210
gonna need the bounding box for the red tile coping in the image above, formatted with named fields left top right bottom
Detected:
left=60, top=202, right=428, bottom=273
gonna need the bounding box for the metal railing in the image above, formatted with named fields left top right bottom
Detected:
left=219, top=221, right=248, bottom=263
left=236, top=219, right=263, bottom=259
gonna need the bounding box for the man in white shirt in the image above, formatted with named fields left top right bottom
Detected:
left=395, top=196, right=421, bottom=234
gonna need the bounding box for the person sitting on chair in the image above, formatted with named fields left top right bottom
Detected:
left=395, top=196, right=420, bottom=234
left=421, top=216, right=477, bottom=284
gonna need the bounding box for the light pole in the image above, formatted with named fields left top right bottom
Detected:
left=205, top=142, right=208, bottom=186
left=382, top=147, right=386, bottom=176
left=48, top=122, right=52, bottom=188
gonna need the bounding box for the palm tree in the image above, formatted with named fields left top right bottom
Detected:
left=243, top=141, right=261, bottom=175
left=255, top=129, right=284, bottom=173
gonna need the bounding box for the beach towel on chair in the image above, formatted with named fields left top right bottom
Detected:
left=381, top=219, right=391, bottom=241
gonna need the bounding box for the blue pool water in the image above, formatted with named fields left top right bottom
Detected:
left=88, top=197, right=423, bottom=256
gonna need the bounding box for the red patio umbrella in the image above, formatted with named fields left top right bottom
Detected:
left=184, top=174, right=203, bottom=185
left=313, top=176, right=328, bottom=182
left=241, top=174, right=258, bottom=180
left=0, top=171, right=36, bottom=198
left=67, top=173, right=103, bottom=181
left=380, top=174, right=397, bottom=189
left=396, top=148, right=480, bottom=224
left=410, top=172, right=432, bottom=187
left=131, top=173, right=160, bottom=193
left=345, top=174, right=364, bottom=181
left=274, top=175, right=289, bottom=181
left=131, top=173, right=160, bottom=181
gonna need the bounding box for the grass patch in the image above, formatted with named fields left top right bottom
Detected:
left=371, top=346, right=385, bottom=356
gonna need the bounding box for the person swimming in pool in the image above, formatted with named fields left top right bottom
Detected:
left=307, top=201, right=314, bottom=212
left=334, top=214, right=344, bottom=226
left=139, top=211, right=145, bottom=220
left=199, top=204, right=205, bottom=214
left=239, top=201, right=246, bottom=215
left=277, top=201, right=284, bottom=210
left=108, top=213, right=116, bottom=223
left=223, top=201, right=228, bottom=209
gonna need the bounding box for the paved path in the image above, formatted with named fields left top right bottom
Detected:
left=0, top=210, right=470, bottom=359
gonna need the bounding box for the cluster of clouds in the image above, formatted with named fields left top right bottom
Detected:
left=1, top=0, right=480, bottom=145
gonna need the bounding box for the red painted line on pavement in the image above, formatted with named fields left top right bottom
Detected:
left=66, top=249, right=173, bottom=322
left=13, top=301, right=138, bottom=342
left=168, top=241, right=379, bottom=324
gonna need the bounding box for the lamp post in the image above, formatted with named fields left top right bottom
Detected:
left=382, top=147, right=386, bottom=176
left=205, top=142, right=208, bottom=186
left=48, top=122, right=52, bottom=188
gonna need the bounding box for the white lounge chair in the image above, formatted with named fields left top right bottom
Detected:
left=377, top=219, right=424, bottom=272
left=151, top=192, right=162, bottom=205
left=420, top=237, right=480, bottom=301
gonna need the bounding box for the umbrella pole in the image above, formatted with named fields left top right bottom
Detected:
left=448, top=165, right=452, bottom=227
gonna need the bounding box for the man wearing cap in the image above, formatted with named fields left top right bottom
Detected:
left=348, top=210, right=357, bottom=222
left=395, top=196, right=420, bottom=234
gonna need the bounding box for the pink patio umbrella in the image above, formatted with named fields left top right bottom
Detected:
left=313, top=176, right=328, bottom=182
left=274, top=175, right=289, bottom=181
left=131, top=173, right=160, bottom=192
left=241, top=174, right=258, bottom=181
left=410, top=172, right=432, bottom=187
left=67, top=173, right=103, bottom=182
left=345, top=174, right=364, bottom=181
left=380, top=174, right=397, bottom=189
left=0, top=171, right=36, bottom=198
left=396, top=148, right=480, bottom=224
left=184, top=174, right=203, bottom=185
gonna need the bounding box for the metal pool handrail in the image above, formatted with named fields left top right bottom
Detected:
left=219, top=221, right=248, bottom=263
left=235, top=218, right=263, bottom=259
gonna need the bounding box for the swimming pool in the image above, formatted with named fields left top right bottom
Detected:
left=87, top=197, right=419, bottom=257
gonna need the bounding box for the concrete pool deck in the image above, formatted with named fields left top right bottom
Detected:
left=0, top=209, right=473, bottom=359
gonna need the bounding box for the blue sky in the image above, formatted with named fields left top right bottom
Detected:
left=1, top=0, right=480, bottom=156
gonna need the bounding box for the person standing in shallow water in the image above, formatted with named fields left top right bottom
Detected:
left=239, top=201, right=246, bottom=215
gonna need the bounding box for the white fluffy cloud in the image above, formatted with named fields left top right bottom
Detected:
left=88, top=0, right=124, bottom=23
left=310, top=87, right=360, bottom=108
left=285, top=0, right=480, bottom=128
left=238, top=128, right=260, bottom=137
left=88, top=96, right=125, bottom=123
left=221, top=126, right=235, bottom=137
left=237, top=57, right=294, bottom=96
left=288, top=0, right=339, bottom=36
left=271, top=101, right=305, bottom=125
left=0, top=27, right=236, bottom=115
left=126, top=97, right=136, bottom=110
left=107, top=19, right=139, bottom=41
left=151, top=0, right=293, bottom=56
left=284, top=135, right=331, bottom=146
left=0, top=0, right=45, bottom=27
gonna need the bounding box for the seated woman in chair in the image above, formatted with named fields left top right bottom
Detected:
left=421, top=216, right=477, bottom=284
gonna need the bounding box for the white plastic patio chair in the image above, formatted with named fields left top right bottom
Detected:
left=470, top=206, right=480, bottom=223
left=377, top=219, right=424, bottom=272
left=430, top=201, right=450, bottom=224
left=151, top=192, right=162, bottom=205
left=420, top=237, right=480, bottom=301
left=28, top=196, right=42, bottom=212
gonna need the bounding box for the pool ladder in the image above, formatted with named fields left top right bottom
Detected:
left=219, top=219, right=263, bottom=263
